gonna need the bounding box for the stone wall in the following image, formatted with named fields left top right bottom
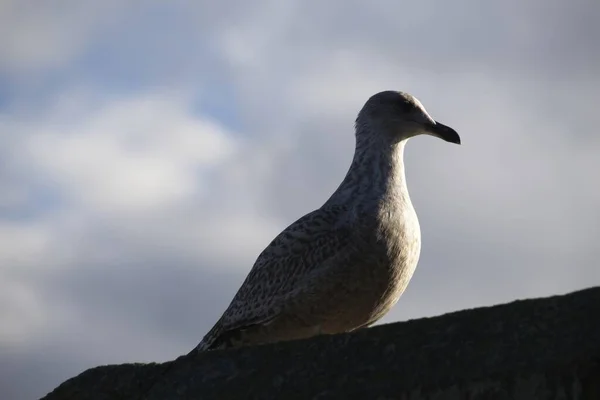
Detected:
left=42, top=287, right=600, bottom=399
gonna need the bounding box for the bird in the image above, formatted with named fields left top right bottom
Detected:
left=193, top=90, right=460, bottom=352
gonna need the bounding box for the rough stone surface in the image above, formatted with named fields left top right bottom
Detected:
left=42, top=286, right=600, bottom=400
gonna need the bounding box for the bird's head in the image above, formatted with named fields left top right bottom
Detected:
left=356, top=91, right=460, bottom=145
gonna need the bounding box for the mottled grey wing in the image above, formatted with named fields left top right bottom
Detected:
left=198, top=205, right=353, bottom=349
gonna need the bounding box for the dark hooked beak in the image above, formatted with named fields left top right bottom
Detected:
left=427, top=121, right=461, bottom=145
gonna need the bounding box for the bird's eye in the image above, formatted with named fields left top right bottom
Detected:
left=397, top=99, right=414, bottom=113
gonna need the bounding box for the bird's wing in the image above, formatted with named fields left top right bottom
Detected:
left=196, top=205, right=356, bottom=350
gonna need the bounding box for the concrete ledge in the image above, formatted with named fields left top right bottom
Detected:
left=42, top=287, right=600, bottom=399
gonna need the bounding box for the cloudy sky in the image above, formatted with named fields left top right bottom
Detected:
left=1, top=1, right=599, bottom=398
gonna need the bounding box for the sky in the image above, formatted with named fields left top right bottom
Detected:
left=1, top=1, right=599, bottom=399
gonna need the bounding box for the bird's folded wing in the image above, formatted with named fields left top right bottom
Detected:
left=204, top=205, right=356, bottom=341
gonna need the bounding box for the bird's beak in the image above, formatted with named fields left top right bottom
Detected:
left=426, top=121, right=461, bottom=145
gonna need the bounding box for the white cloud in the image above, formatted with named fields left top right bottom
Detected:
left=0, top=1, right=131, bottom=75
left=0, top=220, right=65, bottom=346
left=23, top=93, right=238, bottom=214
left=0, top=278, right=47, bottom=345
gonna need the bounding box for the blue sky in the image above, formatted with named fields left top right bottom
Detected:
left=1, top=1, right=599, bottom=399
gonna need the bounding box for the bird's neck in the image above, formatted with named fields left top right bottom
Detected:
left=326, top=127, right=411, bottom=210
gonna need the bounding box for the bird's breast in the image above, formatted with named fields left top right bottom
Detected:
left=368, top=198, right=421, bottom=301
left=295, top=197, right=422, bottom=335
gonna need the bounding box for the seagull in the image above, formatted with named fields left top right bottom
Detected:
left=193, top=90, right=460, bottom=352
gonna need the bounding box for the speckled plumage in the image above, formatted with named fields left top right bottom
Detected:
left=193, top=91, right=460, bottom=352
